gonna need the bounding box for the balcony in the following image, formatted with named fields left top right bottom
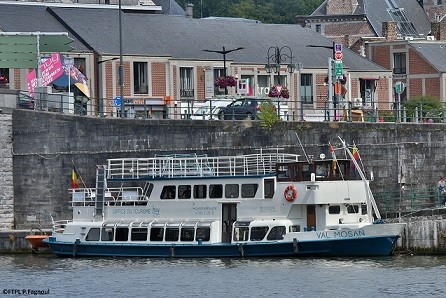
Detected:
left=180, top=89, right=194, bottom=98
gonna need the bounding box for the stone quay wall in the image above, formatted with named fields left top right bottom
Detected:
left=0, top=109, right=446, bottom=253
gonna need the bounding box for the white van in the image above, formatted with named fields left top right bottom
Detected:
left=190, top=99, right=231, bottom=120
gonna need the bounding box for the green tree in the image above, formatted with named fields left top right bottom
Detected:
left=402, top=95, right=444, bottom=122
left=175, top=0, right=323, bottom=24
left=257, top=101, right=280, bottom=130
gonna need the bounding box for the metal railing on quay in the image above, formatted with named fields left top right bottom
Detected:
left=9, top=91, right=446, bottom=124
left=374, top=188, right=445, bottom=218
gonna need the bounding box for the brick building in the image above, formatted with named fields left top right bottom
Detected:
left=0, top=1, right=393, bottom=120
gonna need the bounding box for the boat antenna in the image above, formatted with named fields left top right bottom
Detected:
left=294, top=131, right=310, bottom=163
left=338, top=136, right=381, bottom=220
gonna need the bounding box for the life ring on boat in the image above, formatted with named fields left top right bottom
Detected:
left=284, top=185, right=297, bottom=202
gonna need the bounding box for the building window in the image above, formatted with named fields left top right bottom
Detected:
left=0, top=68, right=9, bottom=88
left=315, top=24, right=321, bottom=34
left=300, top=74, right=313, bottom=103
left=393, top=53, right=406, bottom=74
left=180, top=67, right=194, bottom=98
left=133, top=62, right=148, bottom=94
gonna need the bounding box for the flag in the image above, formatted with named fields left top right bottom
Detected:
left=329, top=143, right=337, bottom=171
left=352, top=143, right=360, bottom=171
left=71, top=166, right=79, bottom=189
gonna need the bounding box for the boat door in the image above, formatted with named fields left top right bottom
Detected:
left=222, top=203, right=237, bottom=243
left=306, top=205, right=316, bottom=230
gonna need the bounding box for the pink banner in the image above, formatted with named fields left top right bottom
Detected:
left=26, top=70, right=37, bottom=98
left=40, top=52, right=63, bottom=86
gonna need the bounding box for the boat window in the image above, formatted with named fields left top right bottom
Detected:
left=143, top=182, right=154, bottom=198
left=329, top=205, right=341, bottom=214
left=347, top=204, right=359, bottom=214
left=131, top=228, right=148, bottom=241
left=264, top=179, right=274, bottom=199
left=196, top=227, right=210, bottom=241
left=316, top=164, right=329, bottom=178
left=233, top=226, right=249, bottom=241
left=209, top=184, right=223, bottom=198
left=193, top=184, right=207, bottom=199
left=180, top=228, right=195, bottom=241
left=241, top=184, right=258, bottom=198
left=165, top=228, right=179, bottom=241
left=302, top=164, right=311, bottom=181
left=225, top=184, right=239, bottom=198
left=361, top=204, right=368, bottom=215
left=86, top=228, right=100, bottom=241
left=250, top=227, right=269, bottom=241
left=161, top=185, right=176, bottom=199
left=267, top=226, right=286, bottom=240
left=277, top=165, right=292, bottom=181
left=290, top=225, right=300, bottom=232
left=150, top=227, right=164, bottom=241
left=101, top=227, right=114, bottom=241
left=178, top=185, right=191, bottom=199
left=115, top=227, right=129, bottom=241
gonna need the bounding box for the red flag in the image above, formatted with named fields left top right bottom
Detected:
left=352, top=143, right=361, bottom=172
left=329, top=143, right=336, bottom=170
left=71, top=166, right=79, bottom=189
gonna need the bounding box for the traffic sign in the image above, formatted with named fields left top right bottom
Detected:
left=335, top=43, right=342, bottom=52
left=335, top=51, right=343, bottom=60
left=395, top=81, right=405, bottom=94
left=334, top=61, right=343, bottom=77
left=114, top=96, right=121, bottom=108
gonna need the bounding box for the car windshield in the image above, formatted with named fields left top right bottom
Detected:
left=194, top=106, right=210, bottom=116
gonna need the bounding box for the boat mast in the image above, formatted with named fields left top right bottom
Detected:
left=338, top=137, right=381, bottom=220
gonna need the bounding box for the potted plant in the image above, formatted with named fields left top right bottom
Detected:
left=214, top=76, right=237, bottom=89
left=268, top=85, right=289, bottom=99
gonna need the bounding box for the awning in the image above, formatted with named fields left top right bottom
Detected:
left=0, top=32, right=73, bottom=68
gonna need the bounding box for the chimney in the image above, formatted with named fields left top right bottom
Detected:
left=431, top=19, right=446, bottom=41
left=382, top=21, right=398, bottom=41
left=185, top=3, right=194, bottom=19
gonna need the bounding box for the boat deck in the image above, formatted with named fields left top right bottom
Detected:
left=106, top=151, right=299, bottom=180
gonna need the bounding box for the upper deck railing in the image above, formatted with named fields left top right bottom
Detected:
left=106, top=152, right=299, bottom=180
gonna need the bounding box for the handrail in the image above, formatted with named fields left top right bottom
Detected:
left=106, top=153, right=299, bottom=180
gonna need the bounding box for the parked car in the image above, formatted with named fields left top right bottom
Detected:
left=17, top=93, right=34, bottom=110
left=190, top=100, right=229, bottom=120
left=218, top=97, right=264, bottom=120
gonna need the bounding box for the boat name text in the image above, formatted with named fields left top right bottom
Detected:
left=316, top=230, right=365, bottom=239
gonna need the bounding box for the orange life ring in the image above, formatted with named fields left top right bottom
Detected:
left=284, top=185, right=297, bottom=202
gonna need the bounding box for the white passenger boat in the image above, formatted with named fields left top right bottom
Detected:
left=45, top=138, right=405, bottom=257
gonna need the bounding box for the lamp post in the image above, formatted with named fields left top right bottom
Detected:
left=265, top=46, right=295, bottom=117
left=64, top=57, right=74, bottom=113
left=203, top=46, right=244, bottom=95
left=97, top=57, right=119, bottom=117
left=306, top=42, right=340, bottom=121
left=118, top=0, right=124, bottom=117
left=265, top=46, right=295, bottom=85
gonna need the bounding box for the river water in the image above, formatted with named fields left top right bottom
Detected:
left=1, top=254, right=445, bottom=298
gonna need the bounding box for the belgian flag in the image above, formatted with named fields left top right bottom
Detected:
left=71, top=166, right=79, bottom=189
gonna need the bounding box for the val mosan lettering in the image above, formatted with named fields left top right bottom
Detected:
left=316, top=230, right=366, bottom=239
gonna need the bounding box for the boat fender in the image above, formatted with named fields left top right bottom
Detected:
left=284, top=185, right=297, bottom=202
left=238, top=243, right=244, bottom=257
left=293, top=238, right=299, bottom=253
left=73, top=238, right=80, bottom=257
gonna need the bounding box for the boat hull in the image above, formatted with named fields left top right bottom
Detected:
left=44, top=235, right=400, bottom=258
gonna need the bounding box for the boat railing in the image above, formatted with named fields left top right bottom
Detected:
left=106, top=153, right=299, bottom=180
left=52, top=220, right=71, bottom=233
left=70, top=187, right=145, bottom=206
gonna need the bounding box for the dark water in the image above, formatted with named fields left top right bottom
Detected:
left=1, top=254, right=445, bottom=298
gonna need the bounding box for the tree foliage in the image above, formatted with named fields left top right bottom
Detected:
left=402, top=95, right=444, bottom=122
left=176, top=0, right=323, bottom=24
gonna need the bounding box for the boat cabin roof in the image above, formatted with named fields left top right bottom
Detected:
left=276, top=159, right=357, bottom=182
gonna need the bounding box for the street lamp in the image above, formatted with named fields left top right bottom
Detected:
left=118, top=0, right=124, bottom=117
left=203, top=46, right=244, bottom=95
left=306, top=42, right=338, bottom=121
left=97, top=57, right=119, bottom=117
left=265, top=46, right=295, bottom=85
